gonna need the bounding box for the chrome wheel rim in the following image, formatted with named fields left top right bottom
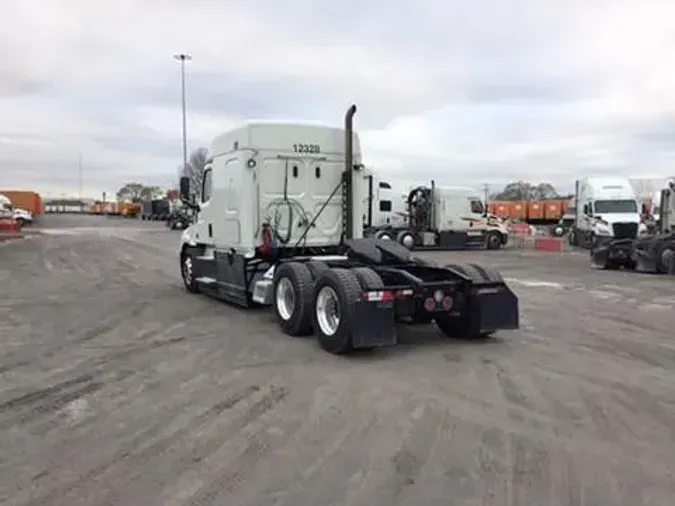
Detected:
left=183, top=256, right=193, bottom=285
left=276, top=277, right=296, bottom=321
left=316, top=286, right=340, bottom=336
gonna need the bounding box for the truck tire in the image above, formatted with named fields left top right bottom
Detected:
left=273, top=262, right=314, bottom=337
left=311, top=268, right=361, bottom=354
left=658, top=245, right=675, bottom=274
left=467, top=263, right=504, bottom=283
left=443, top=262, right=497, bottom=283
left=351, top=267, right=384, bottom=290
left=375, top=230, right=393, bottom=240
left=434, top=312, right=492, bottom=339
left=306, top=261, right=330, bottom=279
left=434, top=262, right=498, bottom=337
left=486, top=231, right=502, bottom=250
left=412, top=256, right=438, bottom=267
left=396, top=230, right=415, bottom=250
left=180, top=249, right=200, bottom=293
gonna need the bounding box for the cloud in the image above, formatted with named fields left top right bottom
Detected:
left=2, top=0, right=675, bottom=199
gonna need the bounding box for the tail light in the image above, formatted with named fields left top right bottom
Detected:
left=362, top=290, right=396, bottom=302
left=441, top=296, right=453, bottom=310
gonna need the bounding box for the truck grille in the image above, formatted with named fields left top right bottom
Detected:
left=612, top=222, right=638, bottom=240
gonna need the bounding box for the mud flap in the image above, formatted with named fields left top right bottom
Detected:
left=350, top=299, right=397, bottom=348
left=467, top=283, right=520, bottom=334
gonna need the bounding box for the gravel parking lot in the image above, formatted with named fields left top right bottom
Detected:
left=1, top=215, right=674, bottom=506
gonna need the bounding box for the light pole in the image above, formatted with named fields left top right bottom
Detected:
left=78, top=153, right=83, bottom=205
left=173, top=53, right=192, bottom=183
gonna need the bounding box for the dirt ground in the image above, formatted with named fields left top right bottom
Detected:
left=1, top=215, right=674, bottom=506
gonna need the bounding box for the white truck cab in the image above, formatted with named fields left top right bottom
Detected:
left=0, top=194, right=12, bottom=219
left=178, top=117, right=365, bottom=307
left=361, top=168, right=406, bottom=229
left=181, top=121, right=364, bottom=254
left=366, top=182, right=508, bottom=250
left=435, top=185, right=509, bottom=249
left=570, top=176, right=646, bottom=248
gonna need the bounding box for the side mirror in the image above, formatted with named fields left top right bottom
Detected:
left=179, top=177, right=190, bottom=200
left=583, top=204, right=591, bottom=216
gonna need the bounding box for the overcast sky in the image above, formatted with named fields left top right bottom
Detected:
left=2, top=0, right=675, bottom=198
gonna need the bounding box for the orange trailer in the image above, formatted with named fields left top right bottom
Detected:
left=543, top=200, right=564, bottom=221
left=488, top=201, right=510, bottom=218
left=0, top=190, right=44, bottom=215
left=527, top=201, right=544, bottom=221
left=509, top=201, right=527, bottom=221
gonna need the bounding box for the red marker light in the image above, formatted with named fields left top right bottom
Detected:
left=442, top=296, right=453, bottom=310
left=381, top=290, right=396, bottom=302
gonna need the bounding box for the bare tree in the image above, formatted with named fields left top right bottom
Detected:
left=491, top=181, right=560, bottom=201
left=116, top=183, right=165, bottom=203
left=180, top=147, right=209, bottom=199
left=116, top=182, right=147, bottom=203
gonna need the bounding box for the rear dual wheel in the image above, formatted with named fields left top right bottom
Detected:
left=433, top=262, right=495, bottom=339
left=272, top=263, right=383, bottom=354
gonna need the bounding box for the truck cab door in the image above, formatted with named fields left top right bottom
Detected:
left=194, top=164, right=215, bottom=246
left=448, top=199, right=470, bottom=231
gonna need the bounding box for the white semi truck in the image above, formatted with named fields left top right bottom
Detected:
left=361, top=168, right=407, bottom=229
left=0, top=194, right=12, bottom=219
left=177, top=105, right=519, bottom=354
left=569, top=176, right=647, bottom=251
left=364, top=181, right=509, bottom=250
left=594, top=178, right=675, bottom=273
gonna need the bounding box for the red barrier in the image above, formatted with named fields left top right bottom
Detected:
left=508, top=223, right=531, bottom=236
left=534, top=237, right=563, bottom=252
left=0, top=219, right=20, bottom=233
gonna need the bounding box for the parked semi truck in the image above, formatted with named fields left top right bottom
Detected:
left=592, top=179, right=675, bottom=273
left=568, top=176, right=646, bottom=256
left=177, top=105, right=519, bottom=355
left=361, top=167, right=407, bottom=229
left=364, top=181, right=509, bottom=250
left=141, top=199, right=171, bottom=221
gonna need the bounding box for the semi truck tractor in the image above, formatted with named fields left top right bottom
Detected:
left=364, top=181, right=509, bottom=250
left=177, top=105, right=519, bottom=355
left=593, top=179, right=675, bottom=273
left=569, top=176, right=648, bottom=269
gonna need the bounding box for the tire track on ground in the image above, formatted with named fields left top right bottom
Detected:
left=508, top=432, right=553, bottom=505
left=28, top=383, right=263, bottom=506
left=182, top=385, right=291, bottom=506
